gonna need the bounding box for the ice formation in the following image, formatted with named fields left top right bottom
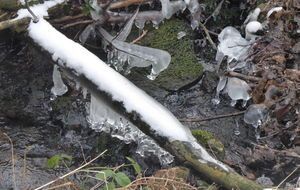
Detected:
left=20, top=0, right=229, bottom=171
left=244, top=104, right=268, bottom=128
left=225, top=77, right=251, bottom=106
left=245, top=21, right=263, bottom=41
left=267, top=7, right=283, bottom=18
left=97, top=26, right=171, bottom=80
left=88, top=94, right=174, bottom=165
left=177, top=31, right=187, bottom=39
left=51, top=63, right=68, bottom=97
left=160, top=0, right=186, bottom=19
left=212, top=76, right=227, bottom=105
left=243, top=8, right=261, bottom=25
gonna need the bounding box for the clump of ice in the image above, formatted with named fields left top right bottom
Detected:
left=87, top=94, right=174, bottom=166
left=245, top=21, right=263, bottom=41
left=216, top=26, right=251, bottom=64
left=51, top=65, right=68, bottom=97
left=244, top=104, right=268, bottom=128
left=225, top=77, right=251, bottom=107
left=177, top=31, right=187, bottom=39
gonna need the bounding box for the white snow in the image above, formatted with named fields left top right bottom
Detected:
left=267, top=7, right=283, bottom=18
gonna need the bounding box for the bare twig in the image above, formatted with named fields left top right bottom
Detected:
left=34, top=150, right=107, bottom=190
left=131, top=30, right=148, bottom=44
left=109, top=0, right=152, bottom=9
left=227, top=71, right=261, bottom=82
left=275, top=166, right=299, bottom=189
left=3, top=133, right=17, bottom=190
left=179, top=111, right=245, bottom=122
left=0, top=12, right=8, bottom=21
left=25, top=0, right=39, bottom=23
left=198, top=21, right=217, bottom=50
left=50, top=13, right=86, bottom=23
left=61, top=20, right=93, bottom=29
left=204, top=0, right=225, bottom=25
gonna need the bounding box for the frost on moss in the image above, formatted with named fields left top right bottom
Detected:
left=138, top=19, right=203, bottom=90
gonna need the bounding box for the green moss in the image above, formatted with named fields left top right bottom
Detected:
left=138, top=19, right=203, bottom=90
left=192, top=129, right=225, bottom=159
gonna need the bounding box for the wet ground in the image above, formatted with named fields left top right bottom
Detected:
left=0, top=31, right=298, bottom=189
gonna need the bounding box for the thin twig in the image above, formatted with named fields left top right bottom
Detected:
left=34, top=150, right=107, bottom=190
left=179, top=111, right=245, bottom=122
left=61, top=20, right=93, bottom=29
left=275, top=166, right=299, bottom=189
left=227, top=71, right=261, bottom=82
left=3, top=133, right=17, bottom=190
left=198, top=22, right=217, bottom=50
left=131, top=30, right=148, bottom=44
left=0, top=12, right=8, bottom=21
left=50, top=13, right=86, bottom=23
left=109, top=0, right=152, bottom=9
left=204, top=0, right=225, bottom=25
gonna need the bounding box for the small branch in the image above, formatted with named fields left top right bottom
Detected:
left=34, top=150, right=107, bottom=190
left=131, top=30, right=148, bottom=44
left=227, top=71, right=261, bottom=82
left=109, top=0, right=152, bottom=9
left=198, top=21, right=217, bottom=50
left=61, top=20, right=93, bottom=29
left=204, top=0, right=225, bottom=25
left=0, top=17, right=31, bottom=31
left=179, top=111, right=245, bottom=122
left=25, top=0, right=39, bottom=23
left=50, top=13, right=86, bottom=23
left=276, top=166, right=299, bottom=189
left=0, top=12, right=8, bottom=21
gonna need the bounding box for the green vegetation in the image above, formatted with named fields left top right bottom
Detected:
left=139, top=18, right=203, bottom=90
left=192, top=129, right=225, bottom=159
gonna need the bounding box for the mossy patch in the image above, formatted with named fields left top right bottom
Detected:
left=137, top=19, right=203, bottom=90
left=192, top=129, right=225, bottom=159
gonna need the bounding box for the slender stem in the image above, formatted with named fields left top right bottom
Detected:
left=25, top=0, right=39, bottom=23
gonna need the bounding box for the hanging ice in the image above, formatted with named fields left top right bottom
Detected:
left=87, top=94, right=174, bottom=166
left=212, top=76, right=227, bottom=105
left=225, top=77, right=251, bottom=106
left=51, top=65, right=68, bottom=97
left=160, top=0, right=186, bottom=19
left=244, top=104, right=268, bottom=128
left=97, top=26, right=171, bottom=80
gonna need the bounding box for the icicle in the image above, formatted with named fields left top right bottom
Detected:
left=79, top=24, right=96, bottom=45
left=245, top=21, right=263, bottom=41
left=87, top=95, right=174, bottom=166
left=51, top=65, right=68, bottom=97
left=243, top=8, right=261, bottom=26
left=115, top=9, right=139, bottom=42
left=212, top=76, right=227, bottom=105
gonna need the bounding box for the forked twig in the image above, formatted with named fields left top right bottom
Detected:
left=180, top=111, right=245, bottom=122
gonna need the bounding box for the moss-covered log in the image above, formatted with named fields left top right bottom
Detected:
left=0, top=0, right=20, bottom=10
left=167, top=141, right=263, bottom=190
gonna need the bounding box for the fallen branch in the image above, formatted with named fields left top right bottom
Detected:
left=131, top=30, right=148, bottom=44
left=179, top=111, right=245, bottom=122
left=60, top=19, right=93, bottom=29
left=109, top=0, right=152, bottom=10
